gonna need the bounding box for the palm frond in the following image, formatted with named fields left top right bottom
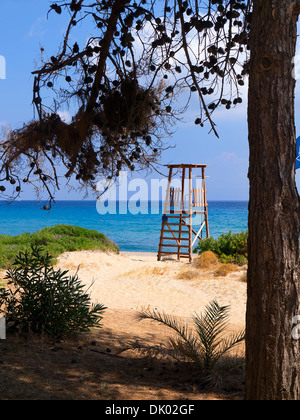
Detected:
left=194, top=301, right=230, bottom=346
left=167, top=336, right=205, bottom=367
left=212, top=329, right=245, bottom=365
left=135, top=301, right=245, bottom=372
left=136, top=309, right=195, bottom=347
left=136, top=309, right=203, bottom=363
left=117, top=339, right=169, bottom=359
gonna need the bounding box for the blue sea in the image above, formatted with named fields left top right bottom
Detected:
left=0, top=201, right=248, bottom=252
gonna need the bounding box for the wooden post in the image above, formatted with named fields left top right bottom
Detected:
left=189, top=167, right=193, bottom=263
left=158, top=167, right=173, bottom=261
left=202, top=166, right=209, bottom=238
left=163, top=167, right=173, bottom=216
left=177, top=167, right=185, bottom=260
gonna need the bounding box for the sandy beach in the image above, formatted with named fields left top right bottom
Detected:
left=0, top=250, right=248, bottom=400
left=55, top=250, right=247, bottom=330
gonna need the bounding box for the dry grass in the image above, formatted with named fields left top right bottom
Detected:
left=120, top=254, right=244, bottom=284
left=190, top=252, right=243, bottom=279
left=239, top=271, right=247, bottom=283
left=151, top=267, right=168, bottom=276
left=122, top=266, right=169, bottom=280
left=177, top=263, right=241, bottom=281
left=213, top=263, right=239, bottom=278
left=193, top=251, right=219, bottom=270
left=177, top=269, right=199, bottom=281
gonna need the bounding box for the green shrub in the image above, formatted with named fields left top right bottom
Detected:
left=0, top=246, right=106, bottom=337
left=194, top=230, right=248, bottom=265
left=0, top=224, right=118, bottom=268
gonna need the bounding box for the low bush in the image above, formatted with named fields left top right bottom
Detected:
left=193, top=250, right=219, bottom=270
left=0, top=246, right=106, bottom=337
left=0, top=224, right=118, bottom=268
left=194, top=231, right=248, bottom=265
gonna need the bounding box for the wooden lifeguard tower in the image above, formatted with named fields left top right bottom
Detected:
left=157, top=164, right=209, bottom=263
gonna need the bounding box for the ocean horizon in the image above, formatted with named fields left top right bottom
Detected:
left=0, top=200, right=248, bottom=253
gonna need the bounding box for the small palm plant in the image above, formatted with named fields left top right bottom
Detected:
left=133, top=300, right=245, bottom=371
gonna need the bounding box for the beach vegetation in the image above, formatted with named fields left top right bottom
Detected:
left=0, top=224, right=118, bottom=268
left=177, top=269, right=198, bottom=281
left=0, top=245, right=106, bottom=337
left=194, top=231, right=248, bottom=266
left=178, top=251, right=241, bottom=280
left=122, top=300, right=245, bottom=372
left=193, top=250, right=219, bottom=270
left=213, top=263, right=239, bottom=278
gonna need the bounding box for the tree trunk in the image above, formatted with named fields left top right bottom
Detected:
left=246, top=0, right=300, bottom=400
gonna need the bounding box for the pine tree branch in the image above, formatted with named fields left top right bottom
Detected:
left=177, top=0, right=219, bottom=138
left=290, top=0, right=300, bottom=15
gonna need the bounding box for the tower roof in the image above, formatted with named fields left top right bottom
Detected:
left=166, top=164, right=208, bottom=168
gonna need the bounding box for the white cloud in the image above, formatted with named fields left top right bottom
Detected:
left=27, top=17, right=47, bottom=38
left=57, top=110, right=72, bottom=123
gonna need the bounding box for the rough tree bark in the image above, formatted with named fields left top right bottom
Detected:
left=246, top=0, right=300, bottom=400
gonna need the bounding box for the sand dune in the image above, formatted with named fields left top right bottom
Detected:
left=55, top=250, right=247, bottom=329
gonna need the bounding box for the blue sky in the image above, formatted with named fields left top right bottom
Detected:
left=0, top=0, right=299, bottom=201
